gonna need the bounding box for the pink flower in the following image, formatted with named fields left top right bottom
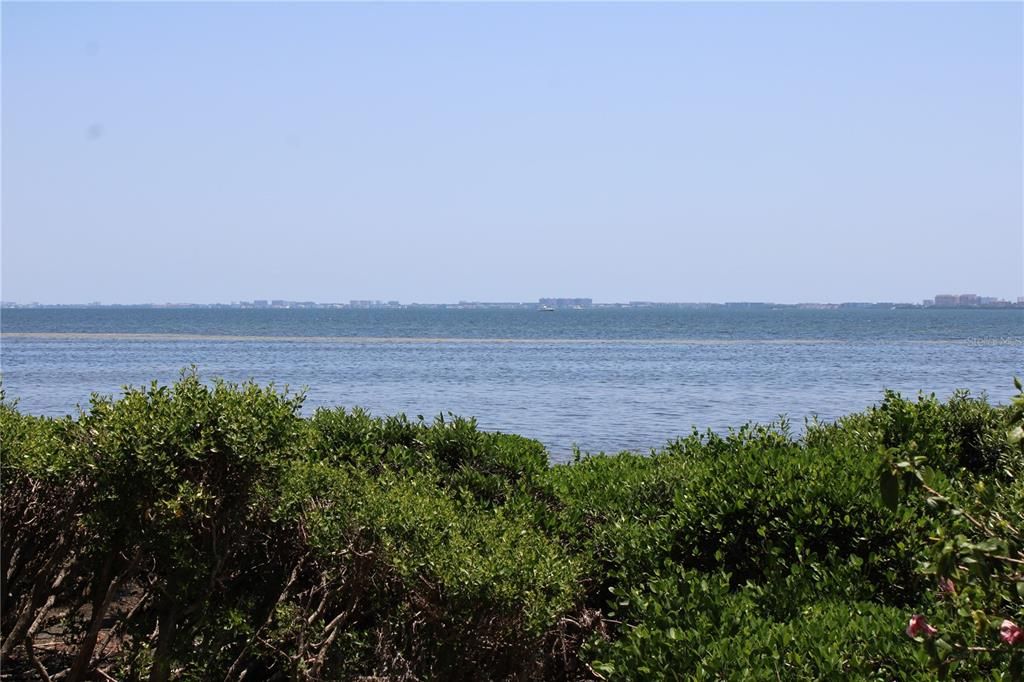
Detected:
left=937, top=577, right=956, bottom=597
left=906, top=614, right=938, bottom=639
left=1000, top=620, right=1023, bottom=645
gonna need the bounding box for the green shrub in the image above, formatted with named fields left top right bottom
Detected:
left=880, top=380, right=1024, bottom=678
left=2, top=374, right=1019, bottom=680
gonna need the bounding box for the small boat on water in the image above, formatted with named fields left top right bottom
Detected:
left=539, top=305, right=555, bottom=312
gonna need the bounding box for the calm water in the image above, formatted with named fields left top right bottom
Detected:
left=2, top=308, right=1021, bottom=461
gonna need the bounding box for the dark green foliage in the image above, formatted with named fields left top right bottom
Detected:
left=549, top=423, right=938, bottom=680
left=1, top=373, right=1019, bottom=680
left=588, top=570, right=926, bottom=681
left=876, top=379, right=1024, bottom=678
left=841, top=389, right=1008, bottom=478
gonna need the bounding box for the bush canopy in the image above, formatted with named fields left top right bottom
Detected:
left=2, top=371, right=1022, bottom=680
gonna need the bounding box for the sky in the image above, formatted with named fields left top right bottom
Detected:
left=2, top=2, right=1021, bottom=305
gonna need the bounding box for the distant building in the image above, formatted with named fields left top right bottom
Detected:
left=539, top=298, right=593, bottom=309
left=957, top=294, right=979, bottom=306
left=933, top=294, right=957, bottom=306
left=457, top=301, right=527, bottom=309
left=348, top=299, right=397, bottom=308
left=724, top=302, right=770, bottom=309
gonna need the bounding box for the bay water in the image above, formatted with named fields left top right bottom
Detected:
left=2, top=307, right=1020, bottom=461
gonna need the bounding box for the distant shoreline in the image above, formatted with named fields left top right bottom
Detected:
left=3, top=302, right=1022, bottom=311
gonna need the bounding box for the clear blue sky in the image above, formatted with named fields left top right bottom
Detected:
left=3, top=2, right=1021, bottom=304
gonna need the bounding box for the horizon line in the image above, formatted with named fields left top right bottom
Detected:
left=3, top=297, right=1023, bottom=309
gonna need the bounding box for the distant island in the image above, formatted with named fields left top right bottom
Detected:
left=2, top=294, right=1022, bottom=310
